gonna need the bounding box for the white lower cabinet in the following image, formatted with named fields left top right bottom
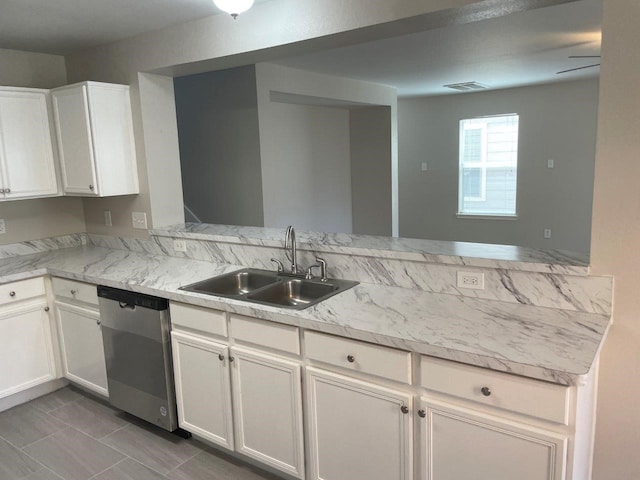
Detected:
left=0, top=278, right=56, bottom=399
left=55, top=302, right=108, bottom=396
left=306, top=367, right=413, bottom=480
left=230, top=346, right=305, bottom=479
left=419, top=398, right=567, bottom=480
left=52, top=278, right=107, bottom=397
left=0, top=302, right=57, bottom=398
left=171, top=330, right=234, bottom=450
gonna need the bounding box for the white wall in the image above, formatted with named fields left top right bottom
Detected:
left=398, top=78, right=598, bottom=252
left=0, top=48, right=86, bottom=244
left=591, top=1, right=640, bottom=478
left=174, top=66, right=263, bottom=226
left=350, top=106, right=393, bottom=236
left=255, top=63, right=397, bottom=233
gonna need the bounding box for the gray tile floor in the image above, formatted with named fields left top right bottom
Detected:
left=0, top=387, right=280, bottom=480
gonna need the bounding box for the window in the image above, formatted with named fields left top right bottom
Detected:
left=458, top=114, right=519, bottom=216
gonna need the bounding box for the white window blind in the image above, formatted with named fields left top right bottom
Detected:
left=458, top=114, right=519, bottom=216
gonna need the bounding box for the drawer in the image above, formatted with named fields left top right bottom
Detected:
left=230, top=314, right=299, bottom=355
left=304, top=331, right=411, bottom=384
left=0, top=277, right=46, bottom=306
left=52, top=278, right=98, bottom=306
left=420, top=356, right=570, bottom=424
left=170, top=302, right=227, bottom=337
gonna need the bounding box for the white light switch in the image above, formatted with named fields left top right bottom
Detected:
left=0, top=219, right=5, bottom=234
left=421, top=162, right=428, bottom=171
left=547, top=159, right=555, bottom=169
left=132, top=212, right=148, bottom=229
left=544, top=228, right=552, bottom=239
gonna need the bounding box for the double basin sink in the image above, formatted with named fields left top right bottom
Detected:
left=180, top=268, right=358, bottom=310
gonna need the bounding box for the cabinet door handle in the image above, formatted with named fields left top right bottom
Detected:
left=89, top=184, right=94, bottom=190
left=0, top=189, right=4, bottom=193
left=70, top=289, right=77, bottom=295
left=481, top=386, right=492, bottom=397
left=400, top=405, right=409, bottom=414
left=218, top=354, right=225, bottom=361
left=229, top=356, right=235, bottom=362
left=5, top=188, right=10, bottom=194
left=9, top=291, right=15, bottom=297
left=347, top=354, right=355, bottom=363
left=44, top=306, right=50, bottom=312
left=418, top=409, right=426, bottom=418
left=97, top=319, right=101, bottom=326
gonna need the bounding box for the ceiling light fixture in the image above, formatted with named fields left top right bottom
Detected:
left=213, top=0, right=255, bottom=19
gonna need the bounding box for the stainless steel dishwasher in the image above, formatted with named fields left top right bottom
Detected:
left=97, top=286, right=178, bottom=432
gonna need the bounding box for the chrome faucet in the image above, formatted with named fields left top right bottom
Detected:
left=284, top=225, right=298, bottom=274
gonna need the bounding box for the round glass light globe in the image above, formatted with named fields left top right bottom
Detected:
left=213, top=0, right=255, bottom=17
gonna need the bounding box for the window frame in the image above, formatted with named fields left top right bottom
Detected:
left=457, top=113, right=519, bottom=218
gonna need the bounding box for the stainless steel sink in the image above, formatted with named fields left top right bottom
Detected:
left=181, top=269, right=279, bottom=297
left=247, top=279, right=339, bottom=309
left=180, top=268, right=358, bottom=310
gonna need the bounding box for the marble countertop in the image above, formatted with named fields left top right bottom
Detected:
left=0, top=245, right=609, bottom=386
left=151, top=223, right=591, bottom=275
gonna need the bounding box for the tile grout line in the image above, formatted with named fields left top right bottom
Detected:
left=163, top=446, right=204, bottom=476
left=86, top=456, right=129, bottom=480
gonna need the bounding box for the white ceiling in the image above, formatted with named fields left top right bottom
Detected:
left=0, top=0, right=268, bottom=55
left=274, top=0, right=602, bottom=97
left=0, top=0, right=601, bottom=96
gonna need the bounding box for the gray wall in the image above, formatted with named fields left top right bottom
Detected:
left=350, top=106, right=392, bottom=236
left=174, top=65, right=264, bottom=226
left=259, top=100, right=353, bottom=232
left=399, top=78, right=598, bottom=252
left=0, top=48, right=86, bottom=244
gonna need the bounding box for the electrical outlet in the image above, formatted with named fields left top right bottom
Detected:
left=0, top=219, right=5, bottom=234
left=547, top=159, right=555, bottom=169
left=544, top=228, right=552, bottom=239
left=457, top=271, right=485, bottom=290
left=421, top=162, right=428, bottom=171
left=104, top=210, right=112, bottom=227
left=132, top=212, right=148, bottom=229
left=174, top=239, right=187, bottom=253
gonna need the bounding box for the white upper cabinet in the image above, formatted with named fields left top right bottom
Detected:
left=0, top=88, right=59, bottom=200
left=51, top=81, right=139, bottom=197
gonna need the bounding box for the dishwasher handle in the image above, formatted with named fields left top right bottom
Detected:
left=118, top=302, right=136, bottom=310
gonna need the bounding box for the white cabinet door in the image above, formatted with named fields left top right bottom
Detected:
left=0, top=303, right=56, bottom=398
left=51, top=82, right=138, bottom=197
left=0, top=89, right=58, bottom=199
left=420, top=398, right=567, bottom=480
left=306, top=367, right=413, bottom=480
left=171, top=330, right=234, bottom=450
left=55, top=302, right=108, bottom=397
left=230, top=346, right=305, bottom=479
left=51, top=84, right=98, bottom=195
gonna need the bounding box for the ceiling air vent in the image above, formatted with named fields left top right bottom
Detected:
left=443, top=81, right=488, bottom=92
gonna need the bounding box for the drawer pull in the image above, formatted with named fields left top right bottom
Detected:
left=347, top=354, right=355, bottom=363
left=400, top=405, right=409, bottom=414
left=218, top=354, right=225, bottom=361
left=481, top=386, right=492, bottom=397
left=70, top=289, right=77, bottom=295
left=418, top=409, right=426, bottom=418
left=9, top=291, right=15, bottom=297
